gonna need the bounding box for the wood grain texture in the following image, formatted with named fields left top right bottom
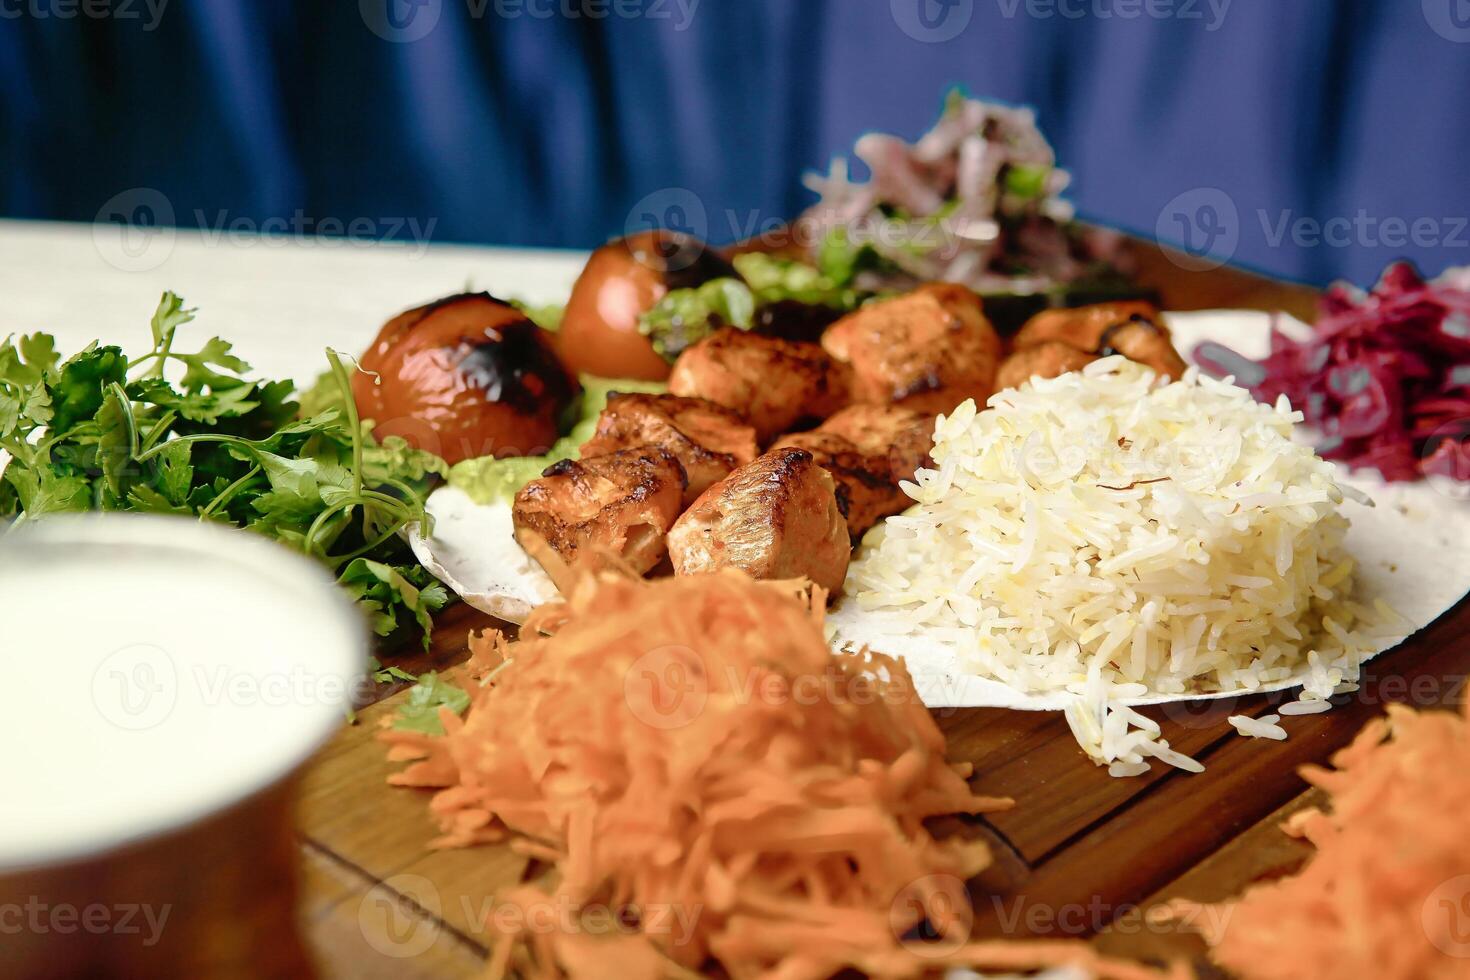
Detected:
left=301, top=844, right=486, bottom=980
left=299, top=696, right=533, bottom=950
left=1091, top=789, right=1323, bottom=972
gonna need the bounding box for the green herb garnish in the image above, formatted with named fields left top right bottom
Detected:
left=392, top=671, right=472, bottom=735
left=0, top=292, right=448, bottom=648
left=368, top=657, right=420, bottom=684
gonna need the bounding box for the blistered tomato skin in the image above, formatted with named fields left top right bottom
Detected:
left=353, top=293, right=580, bottom=465
left=557, top=230, right=735, bottom=381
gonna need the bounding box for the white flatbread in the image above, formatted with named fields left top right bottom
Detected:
left=408, top=486, right=557, bottom=625
left=411, top=311, right=1470, bottom=708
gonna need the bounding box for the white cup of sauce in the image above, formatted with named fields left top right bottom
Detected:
left=0, top=515, right=366, bottom=978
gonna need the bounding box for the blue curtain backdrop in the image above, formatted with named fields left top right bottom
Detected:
left=2, top=0, right=1467, bottom=287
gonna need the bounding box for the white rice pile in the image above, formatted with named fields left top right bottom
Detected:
left=845, top=358, right=1396, bottom=774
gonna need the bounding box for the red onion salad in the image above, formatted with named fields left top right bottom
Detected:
left=1194, top=262, right=1470, bottom=484
left=796, top=93, right=1131, bottom=295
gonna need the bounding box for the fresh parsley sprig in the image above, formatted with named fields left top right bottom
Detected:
left=0, top=292, right=449, bottom=648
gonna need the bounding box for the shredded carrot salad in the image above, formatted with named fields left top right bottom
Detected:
left=384, top=571, right=1187, bottom=979
left=1174, top=698, right=1470, bottom=980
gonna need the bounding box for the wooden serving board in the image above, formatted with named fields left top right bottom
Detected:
left=293, top=244, right=1469, bottom=977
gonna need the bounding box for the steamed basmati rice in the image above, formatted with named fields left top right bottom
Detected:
left=1230, top=714, right=1288, bottom=740
left=1279, top=697, right=1332, bottom=716
left=845, top=358, right=1390, bottom=773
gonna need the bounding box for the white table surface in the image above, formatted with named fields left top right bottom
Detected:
left=0, top=219, right=588, bottom=385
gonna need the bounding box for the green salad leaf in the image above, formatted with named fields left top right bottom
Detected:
left=447, top=375, right=666, bottom=505
left=732, top=252, right=863, bottom=309
left=392, top=671, right=472, bottom=735
left=1003, top=163, right=1052, bottom=202
left=817, top=226, right=908, bottom=287
left=510, top=299, right=565, bottom=333
left=0, top=292, right=448, bottom=649
left=639, top=278, right=757, bottom=358
left=368, top=657, right=419, bottom=684
left=637, top=252, right=868, bottom=361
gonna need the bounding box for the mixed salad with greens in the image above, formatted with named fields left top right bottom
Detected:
left=0, top=293, right=449, bottom=648
left=630, top=92, right=1141, bottom=360
left=797, top=90, right=1134, bottom=296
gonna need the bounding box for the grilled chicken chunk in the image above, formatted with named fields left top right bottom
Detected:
left=1012, top=302, right=1185, bottom=382
left=770, top=431, right=903, bottom=539
left=772, top=405, right=936, bottom=538
left=1012, top=301, right=1161, bottom=350
left=512, top=448, right=686, bottom=577
left=995, top=341, right=1099, bottom=391
left=579, top=392, right=759, bottom=504
left=817, top=404, right=935, bottom=483
left=822, top=283, right=1002, bottom=414
left=667, top=330, right=849, bottom=443
left=667, top=447, right=850, bottom=593
left=1093, top=318, right=1188, bottom=380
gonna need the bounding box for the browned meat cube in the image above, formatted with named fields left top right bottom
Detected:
left=1012, top=302, right=1185, bottom=382
left=770, top=430, right=905, bottom=539
left=1012, top=301, right=1162, bottom=350
left=512, top=448, right=686, bottom=578
left=666, top=447, right=850, bottom=593
left=771, top=404, right=936, bottom=539
left=821, top=282, right=1002, bottom=414
left=817, top=404, right=935, bottom=483
left=579, top=392, right=759, bottom=505
left=1094, top=318, right=1187, bottom=380
left=995, top=341, right=1099, bottom=391
left=667, top=330, right=849, bottom=443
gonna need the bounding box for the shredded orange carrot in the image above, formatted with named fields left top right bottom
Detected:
left=1171, top=699, right=1470, bottom=980
left=384, top=570, right=1186, bottom=979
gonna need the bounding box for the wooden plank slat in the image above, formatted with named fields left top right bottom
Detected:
left=300, top=693, right=533, bottom=950
left=1090, top=789, right=1323, bottom=972
left=301, top=843, right=486, bottom=980
left=974, top=698, right=1258, bottom=862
